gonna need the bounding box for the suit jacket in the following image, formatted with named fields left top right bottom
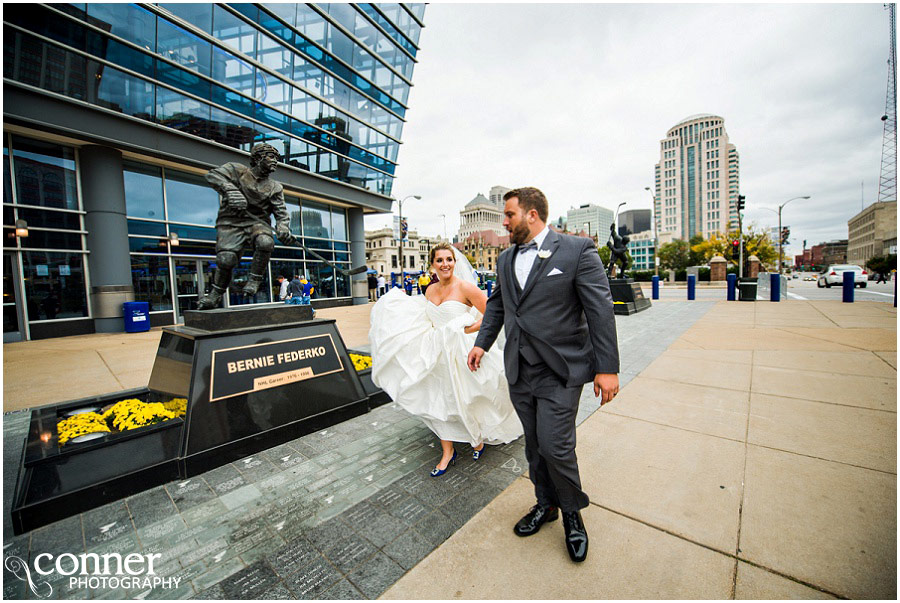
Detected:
left=474, top=228, right=619, bottom=387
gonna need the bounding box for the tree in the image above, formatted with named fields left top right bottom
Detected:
left=597, top=245, right=611, bottom=267
left=688, top=234, right=705, bottom=266
left=691, top=232, right=731, bottom=264
left=866, top=254, right=897, bottom=276
left=657, top=239, right=691, bottom=272
left=740, top=223, right=777, bottom=269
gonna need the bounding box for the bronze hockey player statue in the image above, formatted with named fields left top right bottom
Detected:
left=197, top=143, right=296, bottom=310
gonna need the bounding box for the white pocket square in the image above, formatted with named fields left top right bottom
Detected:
left=547, top=267, right=563, bottom=276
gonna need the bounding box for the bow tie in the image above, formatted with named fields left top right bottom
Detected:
left=518, top=241, right=538, bottom=253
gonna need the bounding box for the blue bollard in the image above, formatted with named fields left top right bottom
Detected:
left=894, top=275, right=897, bottom=308
left=486, top=281, right=493, bottom=297
left=687, top=274, right=696, bottom=300
left=770, top=273, right=781, bottom=302
left=842, top=270, right=854, bottom=303
left=727, top=273, right=737, bottom=301
left=651, top=275, right=660, bottom=300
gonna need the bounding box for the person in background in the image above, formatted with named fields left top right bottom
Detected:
left=286, top=274, right=304, bottom=305
left=368, top=272, right=378, bottom=301
left=377, top=274, right=386, bottom=298
left=277, top=274, right=289, bottom=302
left=418, top=271, right=432, bottom=295
left=404, top=275, right=414, bottom=296
left=300, top=275, right=315, bottom=305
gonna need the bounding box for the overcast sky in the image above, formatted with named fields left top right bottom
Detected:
left=364, top=2, right=892, bottom=255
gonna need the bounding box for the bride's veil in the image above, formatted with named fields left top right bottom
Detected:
left=451, top=246, right=478, bottom=286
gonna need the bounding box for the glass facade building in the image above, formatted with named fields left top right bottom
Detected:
left=4, top=3, right=425, bottom=341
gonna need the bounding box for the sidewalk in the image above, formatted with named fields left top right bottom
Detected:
left=2, top=299, right=896, bottom=599
left=384, top=300, right=897, bottom=599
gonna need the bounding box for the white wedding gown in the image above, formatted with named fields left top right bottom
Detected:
left=369, top=288, right=523, bottom=446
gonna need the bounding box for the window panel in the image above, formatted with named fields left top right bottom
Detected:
left=212, top=5, right=257, bottom=59
left=302, top=202, right=332, bottom=239
left=159, top=3, right=213, bottom=35
left=131, top=254, right=173, bottom=311
left=11, top=136, right=78, bottom=210
left=19, top=207, right=81, bottom=230
left=124, top=162, right=164, bottom=219
left=22, top=251, right=88, bottom=320
left=86, top=3, right=156, bottom=52
left=164, top=169, right=218, bottom=226
left=157, top=17, right=212, bottom=77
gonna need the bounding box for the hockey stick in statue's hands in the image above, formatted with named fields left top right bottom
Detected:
left=279, top=231, right=367, bottom=276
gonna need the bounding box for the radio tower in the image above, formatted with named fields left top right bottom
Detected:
left=878, top=3, right=897, bottom=203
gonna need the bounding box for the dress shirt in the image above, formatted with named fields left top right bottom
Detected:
left=515, top=225, right=550, bottom=289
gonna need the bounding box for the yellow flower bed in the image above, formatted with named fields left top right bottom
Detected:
left=57, top=413, right=111, bottom=446
left=57, top=397, right=188, bottom=446
left=349, top=353, right=372, bottom=372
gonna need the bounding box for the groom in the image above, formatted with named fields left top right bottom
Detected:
left=467, top=187, right=619, bottom=563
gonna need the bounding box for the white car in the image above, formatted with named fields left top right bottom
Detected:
left=817, top=265, right=868, bottom=288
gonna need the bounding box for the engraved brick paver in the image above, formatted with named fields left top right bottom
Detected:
left=3, top=301, right=714, bottom=599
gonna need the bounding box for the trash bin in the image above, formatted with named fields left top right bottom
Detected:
left=123, top=301, right=151, bottom=333
left=738, top=278, right=757, bottom=302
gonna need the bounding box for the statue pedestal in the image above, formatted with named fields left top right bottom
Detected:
left=609, top=278, right=652, bottom=315
left=10, top=305, right=382, bottom=534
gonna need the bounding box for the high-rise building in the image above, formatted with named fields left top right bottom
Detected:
left=489, top=185, right=511, bottom=207
left=618, top=209, right=651, bottom=236
left=654, top=114, right=740, bottom=240
left=566, top=204, right=614, bottom=243
left=3, top=3, right=425, bottom=341
left=847, top=201, right=897, bottom=267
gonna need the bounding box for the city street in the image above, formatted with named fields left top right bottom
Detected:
left=646, top=274, right=896, bottom=303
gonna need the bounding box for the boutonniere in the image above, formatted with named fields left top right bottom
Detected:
left=537, top=249, right=552, bottom=259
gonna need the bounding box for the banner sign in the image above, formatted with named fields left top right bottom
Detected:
left=210, top=334, right=343, bottom=402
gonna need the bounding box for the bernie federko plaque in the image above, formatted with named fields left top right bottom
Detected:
left=210, top=333, right=343, bottom=401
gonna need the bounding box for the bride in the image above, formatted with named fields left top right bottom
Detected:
left=369, top=243, right=523, bottom=476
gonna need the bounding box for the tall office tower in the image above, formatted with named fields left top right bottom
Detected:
left=3, top=3, right=425, bottom=341
left=566, top=204, right=614, bottom=241
left=489, top=185, right=511, bottom=207
left=654, top=114, right=740, bottom=241
left=618, top=209, right=651, bottom=236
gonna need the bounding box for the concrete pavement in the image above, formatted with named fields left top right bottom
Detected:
left=2, top=299, right=896, bottom=599
left=383, top=300, right=897, bottom=600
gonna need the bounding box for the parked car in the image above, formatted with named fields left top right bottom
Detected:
left=817, top=264, right=868, bottom=288
left=803, top=275, right=816, bottom=281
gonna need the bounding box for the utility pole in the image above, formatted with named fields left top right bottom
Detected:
left=878, top=2, right=897, bottom=203
left=737, top=195, right=745, bottom=278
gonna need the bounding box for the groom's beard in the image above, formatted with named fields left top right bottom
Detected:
left=508, top=221, right=531, bottom=245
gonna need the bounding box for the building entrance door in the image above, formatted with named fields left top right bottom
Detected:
left=3, top=252, right=25, bottom=342
left=173, top=258, right=216, bottom=321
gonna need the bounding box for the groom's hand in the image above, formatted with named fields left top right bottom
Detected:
left=467, top=347, right=485, bottom=371
left=594, top=373, right=619, bottom=404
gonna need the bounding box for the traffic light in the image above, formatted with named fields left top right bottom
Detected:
left=781, top=227, right=790, bottom=244
left=731, top=239, right=740, bottom=259
left=736, top=195, right=746, bottom=212
left=400, top=218, right=408, bottom=240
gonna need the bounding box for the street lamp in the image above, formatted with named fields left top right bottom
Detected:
left=644, top=187, right=659, bottom=276
left=395, top=195, right=421, bottom=286
left=767, top=196, right=810, bottom=274
left=583, top=222, right=591, bottom=242
left=438, top=213, right=447, bottom=241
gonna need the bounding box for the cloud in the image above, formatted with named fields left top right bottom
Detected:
left=371, top=3, right=890, bottom=252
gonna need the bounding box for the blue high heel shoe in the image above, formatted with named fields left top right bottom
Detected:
left=430, top=450, right=458, bottom=477
left=473, top=445, right=485, bottom=461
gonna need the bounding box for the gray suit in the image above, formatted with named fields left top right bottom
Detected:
left=474, top=228, right=619, bottom=511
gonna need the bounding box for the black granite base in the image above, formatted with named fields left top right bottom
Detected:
left=610, top=278, right=652, bottom=315
left=10, top=307, right=378, bottom=534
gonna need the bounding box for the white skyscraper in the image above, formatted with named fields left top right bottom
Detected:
left=566, top=204, right=614, bottom=242
left=654, top=114, right=740, bottom=240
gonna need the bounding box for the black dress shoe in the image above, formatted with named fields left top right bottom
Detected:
left=513, top=504, right=559, bottom=536
left=562, top=510, right=588, bottom=562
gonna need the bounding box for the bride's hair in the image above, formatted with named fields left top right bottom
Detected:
left=428, top=242, right=455, bottom=266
